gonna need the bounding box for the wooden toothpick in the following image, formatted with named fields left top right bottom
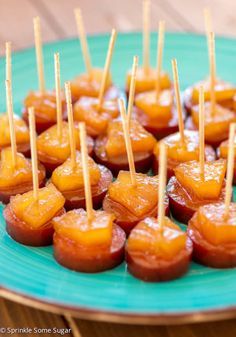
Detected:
left=74, top=8, right=92, bottom=76
left=143, top=0, right=150, bottom=74
left=224, top=123, right=236, bottom=217
left=172, top=59, right=185, bottom=145
left=156, top=20, right=165, bottom=99
left=199, top=85, right=205, bottom=180
left=65, top=82, right=76, bottom=169
left=158, top=142, right=167, bottom=232
left=28, top=107, right=39, bottom=201
left=33, top=16, right=45, bottom=93
left=204, top=7, right=213, bottom=37
left=79, top=122, right=94, bottom=223
left=209, top=31, right=216, bottom=114
left=97, top=29, right=117, bottom=110
left=6, top=42, right=12, bottom=83
left=54, top=53, right=63, bottom=139
left=119, top=98, right=136, bottom=186
left=5, top=80, right=17, bottom=167
left=127, top=56, right=138, bottom=127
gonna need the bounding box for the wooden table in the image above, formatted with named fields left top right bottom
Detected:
left=1, top=0, right=236, bottom=336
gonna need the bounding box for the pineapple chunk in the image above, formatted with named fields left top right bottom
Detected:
left=0, top=148, right=33, bottom=188
left=74, top=97, right=119, bottom=134
left=105, top=119, right=156, bottom=158
left=197, top=203, right=236, bottom=245
left=126, top=67, right=171, bottom=93
left=154, top=131, right=199, bottom=162
left=219, top=138, right=236, bottom=159
left=51, top=151, right=101, bottom=191
left=37, top=121, right=81, bottom=161
left=127, top=216, right=187, bottom=260
left=135, top=89, right=173, bottom=120
left=0, top=114, right=29, bottom=146
left=108, top=171, right=159, bottom=217
left=174, top=159, right=226, bottom=200
left=11, top=183, right=65, bottom=228
left=191, top=79, right=236, bottom=104
left=191, top=102, right=236, bottom=141
left=53, top=209, right=114, bottom=246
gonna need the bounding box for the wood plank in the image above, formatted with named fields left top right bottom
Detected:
left=0, top=298, right=73, bottom=337
left=0, top=0, right=58, bottom=51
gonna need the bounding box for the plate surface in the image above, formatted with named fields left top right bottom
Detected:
left=0, top=32, right=236, bottom=324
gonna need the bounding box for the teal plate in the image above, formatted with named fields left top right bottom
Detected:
left=0, top=32, right=236, bottom=325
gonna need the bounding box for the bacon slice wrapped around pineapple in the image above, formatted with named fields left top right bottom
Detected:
left=53, top=208, right=126, bottom=272
left=4, top=183, right=65, bottom=246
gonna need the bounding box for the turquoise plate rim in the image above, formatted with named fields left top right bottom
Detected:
left=0, top=32, right=236, bottom=325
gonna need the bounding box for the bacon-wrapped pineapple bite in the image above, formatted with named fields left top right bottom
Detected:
left=36, top=54, right=93, bottom=174
left=188, top=124, right=236, bottom=268
left=73, top=29, right=120, bottom=138
left=22, top=18, right=66, bottom=133
left=94, top=57, right=156, bottom=176
left=51, top=83, right=112, bottom=210
left=70, top=9, right=121, bottom=103
left=134, top=22, right=183, bottom=139
left=0, top=81, right=45, bottom=204
left=126, top=143, right=192, bottom=282
left=3, top=108, right=65, bottom=246
left=125, top=3, right=171, bottom=96
left=217, top=137, right=236, bottom=184
left=103, top=99, right=168, bottom=235
left=53, top=122, right=125, bottom=272
left=167, top=86, right=228, bottom=224
left=185, top=32, right=236, bottom=147
left=153, top=60, right=215, bottom=178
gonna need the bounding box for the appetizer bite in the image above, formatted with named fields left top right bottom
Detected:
left=185, top=30, right=236, bottom=147
left=167, top=86, right=228, bottom=224
left=126, top=1, right=171, bottom=95
left=153, top=59, right=215, bottom=178
left=184, top=9, right=236, bottom=114
left=188, top=124, right=236, bottom=268
left=0, top=80, right=45, bottom=204
left=217, top=136, right=236, bottom=184
left=134, top=21, right=182, bottom=139
left=36, top=54, right=94, bottom=174
left=23, top=17, right=66, bottom=133
left=94, top=57, right=156, bottom=176
left=53, top=122, right=126, bottom=272
left=71, top=8, right=121, bottom=102
left=4, top=108, right=65, bottom=246
left=51, top=82, right=112, bottom=210
left=0, top=42, right=30, bottom=156
left=103, top=98, right=168, bottom=235
left=73, top=29, right=120, bottom=137
left=126, top=143, right=192, bottom=282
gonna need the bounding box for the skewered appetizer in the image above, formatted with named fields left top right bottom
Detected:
left=73, top=29, right=120, bottom=137
left=125, top=3, right=171, bottom=95
left=153, top=60, right=215, bottom=178
left=167, top=86, right=228, bottom=223
left=133, top=22, right=183, bottom=139
left=217, top=137, right=236, bottom=184
left=103, top=99, right=168, bottom=235
left=71, top=8, right=121, bottom=103
left=0, top=80, right=45, bottom=203
left=188, top=124, right=236, bottom=268
left=126, top=143, right=192, bottom=281
left=22, top=17, right=66, bottom=133
left=3, top=108, right=65, bottom=246
left=53, top=122, right=126, bottom=272
left=51, top=82, right=112, bottom=210
left=183, top=10, right=236, bottom=114
left=94, top=57, right=156, bottom=175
